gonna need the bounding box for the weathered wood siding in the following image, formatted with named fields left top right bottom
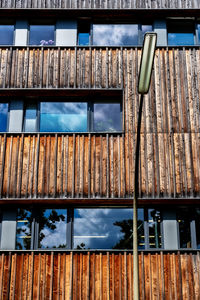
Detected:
left=0, top=0, right=199, bottom=9
left=0, top=47, right=199, bottom=201
left=0, top=132, right=199, bottom=200
left=0, top=251, right=199, bottom=299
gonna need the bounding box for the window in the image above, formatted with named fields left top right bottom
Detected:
left=23, top=98, right=122, bottom=133
left=40, top=102, right=87, bottom=132
left=168, top=20, right=195, bottom=46
left=15, top=208, right=162, bottom=250
left=78, top=21, right=90, bottom=46
left=0, top=103, right=9, bottom=132
left=177, top=208, right=200, bottom=249
left=29, top=25, right=55, bottom=45
left=78, top=23, right=153, bottom=46
left=0, top=25, right=14, bottom=45
left=93, top=24, right=138, bottom=46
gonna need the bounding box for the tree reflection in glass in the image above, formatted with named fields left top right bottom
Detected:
left=38, top=209, right=67, bottom=249
left=74, top=208, right=144, bottom=249
left=16, top=209, right=32, bottom=250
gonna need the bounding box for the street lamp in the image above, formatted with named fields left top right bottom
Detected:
left=133, top=32, right=157, bottom=300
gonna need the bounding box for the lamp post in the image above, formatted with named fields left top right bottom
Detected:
left=133, top=33, right=157, bottom=300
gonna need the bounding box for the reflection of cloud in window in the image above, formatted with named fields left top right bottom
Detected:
left=93, top=25, right=138, bottom=46
left=74, top=209, right=133, bottom=249
left=94, top=103, right=121, bottom=131
left=41, top=102, right=87, bottom=114
left=40, top=221, right=66, bottom=248
left=0, top=103, right=8, bottom=114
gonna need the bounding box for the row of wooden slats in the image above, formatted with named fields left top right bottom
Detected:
left=0, top=251, right=199, bottom=299
left=0, top=133, right=199, bottom=199
left=0, top=0, right=199, bottom=8
left=0, top=48, right=200, bottom=134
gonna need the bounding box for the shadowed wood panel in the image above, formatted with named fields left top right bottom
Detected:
left=0, top=251, right=200, bottom=299
left=0, top=0, right=199, bottom=8
left=0, top=133, right=199, bottom=200
left=0, top=48, right=200, bottom=134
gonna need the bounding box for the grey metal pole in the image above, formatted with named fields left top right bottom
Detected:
left=133, top=93, right=144, bottom=300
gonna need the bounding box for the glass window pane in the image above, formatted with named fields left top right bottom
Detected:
left=148, top=209, right=162, bottom=248
left=195, top=208, right=200, bottom=248
left=29, top=25, right=55, bottom=45
left=93, top=24, right=138, bottom=46
left=40, top=102, right=87, bottom=132
left=168, top=21, right=195, bottom=46
left=74, top=208, right=144, bottom=250
left=38, top=209, right=67, bottom=249
left=24, top=103, right=37, bottom=132
left=0, top=103, right=8, bottom=132
left=16, top=209, right=32, bottom=250
left=0, top=25, right=14, bottom=45
left=177, top=209, right=191, bottom=248
left=78, top=33, right=90, bottom=46
left=94, top=103, right=121, bottom=132
left=141, top=25, right=153, bottom=42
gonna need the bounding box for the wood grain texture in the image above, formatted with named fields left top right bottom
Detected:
left=0, top=132, right=199, bottom=200
left=0, top=0, right=199, bottom=8
left=0, top=47, right=199, bottom=201
left=0, top=251, right=200, bottom=299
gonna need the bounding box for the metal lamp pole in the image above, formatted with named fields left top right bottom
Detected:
left=133, top=33, right=157, bottom=300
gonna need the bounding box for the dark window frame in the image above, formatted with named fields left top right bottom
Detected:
left=78, top=22, right=154, bottom=46
left=15, top=207, right=163, bottom=250
left=177, top=207, right=200, bottom=250
left=23, top=96, right=123, bottom=133
left=167, top=19, right=196, bottom=46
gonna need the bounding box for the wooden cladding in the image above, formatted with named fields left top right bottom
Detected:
left=0, top=251, right=200, bottom=299
left=0, top=47, right=200, bottom=134
left=0, top=133, right=199, bottom=200
left=0, top=47, right=199, bottom=200
left=0, top=0, right=199, bottom=9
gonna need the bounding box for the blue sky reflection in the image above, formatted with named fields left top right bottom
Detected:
left=93, top=24, right=138, bottom=46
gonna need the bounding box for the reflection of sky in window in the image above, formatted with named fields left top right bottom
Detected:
left=0, top=103, right=8, bottom=132
left=38, top=209, right=67, bottom=249
left=40, top=102, right=87, bottom=132
left=79, top=33, right=90, bottom=45
left=16, top=209, right=32, bottom=250
left=141, top=25, right=153, bottom=42
left=168, top=33, right=194, bottom=45
left=93, top=24, right=138, bottom=46
left=24, top=104, right=37, bottom=132
left=74, top=208, right=143, bottom=249
left=0, top=25, right=14, bottom=45
left=94, top=103, right=121, bottom=132
left=29, top=25, right=55, bottom=45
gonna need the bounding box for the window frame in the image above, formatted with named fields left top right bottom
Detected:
left=177, top=207, right=200, bottom=250
left=167, top=19, right=196, bottom=46
left=28, top=23, right=56, bottom=46
left=23, top=96, right=123, bottom=133
left=77, top=22, right=153, bottom=46
left=15, top=207, right=163, bottom=250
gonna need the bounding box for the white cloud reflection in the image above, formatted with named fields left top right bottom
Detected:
left=93, top=24, right=138, bottom=46
left=74, top=208, right=134, bottom=249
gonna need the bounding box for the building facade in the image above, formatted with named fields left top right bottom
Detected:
left=0, top=0, right=199, bottom=298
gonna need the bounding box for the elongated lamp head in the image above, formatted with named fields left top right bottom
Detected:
left=138, top=33, right=157, bottom=95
